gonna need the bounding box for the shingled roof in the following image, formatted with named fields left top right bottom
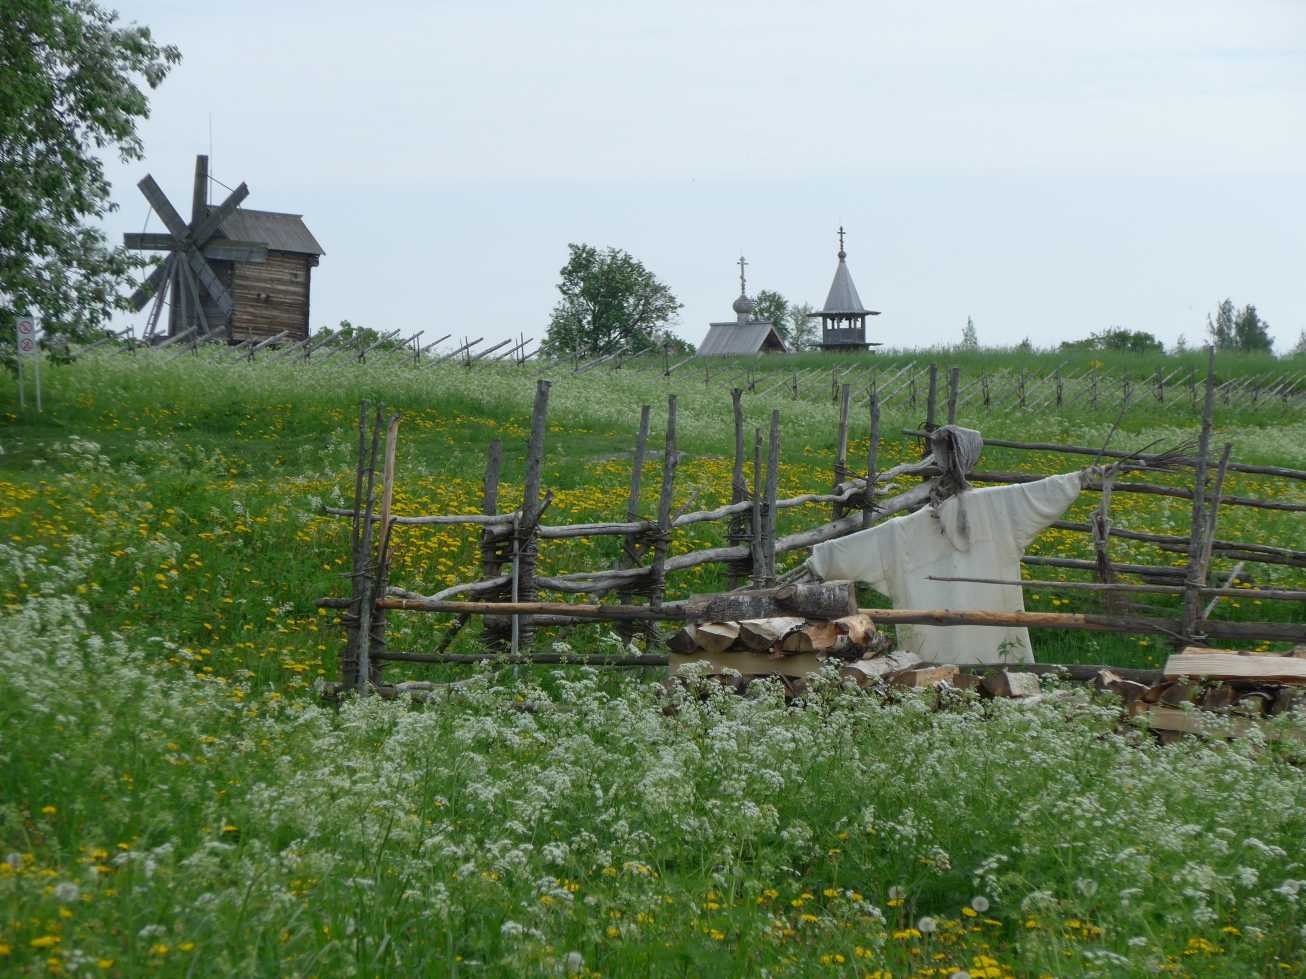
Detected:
left=821, top=254, right=873, bottom=315
left=698, top=322, right=788, bottom=356
left=217, top=208, right=325, bottom=256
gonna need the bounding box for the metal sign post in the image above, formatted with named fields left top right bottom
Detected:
left=16, top=314, right=42, bottom=412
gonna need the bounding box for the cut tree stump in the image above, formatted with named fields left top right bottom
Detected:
left=981, top=670, right=1042, bottom=698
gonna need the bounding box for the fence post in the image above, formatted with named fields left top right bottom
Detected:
left=618, top=405, right=652, bottom=638
left=514, top=379, right=551, bottom=649
left=727, top=391, right=752, bottom=589
left=762, top=409, right=781, bottom=584
left=344, top=404, right=385, bottom=692
left=925, top=364, right=939, bottom=432
left=1182, top=347, right=1217, bottom=640
left=649, top=396, right=678, bottom=608
left=479, top=439, right=512, bottom=648
left=750, top=427, right=764, bottom=588
left=1055, top=368, right=1063, bottom=408
left=833, top=383, right=851, bottom=521
left=863, top=389, right=880, bottom=529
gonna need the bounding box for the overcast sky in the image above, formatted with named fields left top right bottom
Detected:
left=101, top=0, right=1306, bottom=350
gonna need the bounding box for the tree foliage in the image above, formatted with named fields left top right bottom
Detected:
left=540, top=244, right=682, bottom=358
left=1, top=0, right=180, bottom=358
left=1207, top=298, right=1273, bottom=353
left=1061, top=327, right=1162, bottom=354
left=960, top=316, right=978, bottom=350
left=752, top=289, right=789, bottom=337
left=788, top=303, right=819, bottom=351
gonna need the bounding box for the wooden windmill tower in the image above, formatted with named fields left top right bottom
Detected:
left=124, top=155, right=324, bottom=343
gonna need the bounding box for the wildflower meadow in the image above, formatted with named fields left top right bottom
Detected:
left=1, top=351, right=1304, bottom=977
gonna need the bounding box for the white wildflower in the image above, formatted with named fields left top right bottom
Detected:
left=970, top=895, right=990, bottom=913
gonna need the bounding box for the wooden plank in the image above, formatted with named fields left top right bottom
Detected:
left=203, top=239, right=268, bottom=264
left=124, top=232, right=176, bottom=251
left=1163, top=652, right=1306, bottom=685
left=669, top=649, right=826, bottom=678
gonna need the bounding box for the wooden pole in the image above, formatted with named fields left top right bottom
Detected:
left=925, top=364, right=939, bottom=432
left=1182, top=347, right=1217, bottom=639
left=727, top=391, right=751, bottom=589
left=833, top=383, right=851, bottom=521
left=750, top=427, right=763, bottom=588
left=515, top=379, right=551, bottom=648
left=864, top=389, right=880, bottom=529
left=479, top=439, right=512, bottom=648
left=617, top=405, right=652, bottom=635
left=650, top=396, right=678, bottom=607
left=357, top=597, right=1306, bottom=643
left=351, top=406, right=385, bottom=692
left=763, top=409, right=781, bottom=584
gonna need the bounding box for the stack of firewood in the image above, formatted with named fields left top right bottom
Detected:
left=1096, top=646, right=1306, bottom=744
left=667, top=580, right=895, bottom=677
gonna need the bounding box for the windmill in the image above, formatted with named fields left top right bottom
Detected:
left=124, top=156, right=270, bottom=339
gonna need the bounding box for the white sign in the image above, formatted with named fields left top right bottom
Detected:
left=16, top=315, right=37, bottom=358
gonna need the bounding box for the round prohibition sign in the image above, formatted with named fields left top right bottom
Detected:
left=17, top=318, right=36, bottom=336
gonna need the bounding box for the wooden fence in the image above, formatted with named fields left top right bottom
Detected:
left=318, top=351, right=1306, bottom=691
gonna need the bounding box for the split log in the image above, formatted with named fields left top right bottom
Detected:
left=892, top=664, right=959, bottom=689
left=833, top=612, right=877, bottom=647
left=779, top=621, right=845, bottom=655
left=695, top=621, right=741, bottom=654
left=981, top=670, right=1042, bottom=698
left=667, top=625, right=700, bottom=654
left=841, top=650, right=922, bottom=684
left=1145, top=705, right=1304, bottom=745
left=668, top=649, right=825, bottom=678
left=737, top=617, right=806, bottom=651
left=1163, top=651, right=1306, bottom=686
left=1092, top=670, right=1149, bottom=708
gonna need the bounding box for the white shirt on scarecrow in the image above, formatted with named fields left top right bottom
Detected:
left=809, top=472, right=1084, bottom=665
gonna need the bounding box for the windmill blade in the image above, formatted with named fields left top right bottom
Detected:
left=202, top=239, right=267, bottom=263
left=181, top=264, right=212, bottom=337
left=183, top=248, right=235, bottom=317
left=124, top=232, right=177, bottom=251
left=189, top=182, right=249, bottom=248
left=128, top=255, right=173, bottom=311
left=143, top=255, right=175, bottom=337
left=137, top=174, right=190, bottom=240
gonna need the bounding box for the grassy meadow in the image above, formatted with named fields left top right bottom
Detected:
left=1, top=349, right=1304, bottom=976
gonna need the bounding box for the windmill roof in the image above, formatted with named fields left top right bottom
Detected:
left=697, top=322, right=788, bottom=356
left=822, top=256, right=871, bottom=314
left=217, top=208, right=325, bottom=256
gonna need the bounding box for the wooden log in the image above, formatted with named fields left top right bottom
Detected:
left=1050, top=521, right=1306, bottom=566
left=695, top=621, right=741, bottom=654
left=923, top=574, right=1306, bottom=602
left=833, top=612, right=877, bottom=647
left=1163, top=652, right=1306, bottom=685
left=668, top=650, right=825, bottom=678
left=1197, top=442, right=1233, bottom=595
left=967, top=469, right=1306, bottom=514
left=779, top=621, right=844, bottom=655
left=378, top=651, right=668, bottom=667
left=684, top=580, right=858, bottom=621
left=842, top=650, right=923, bottom=684
left=893, top=664, right=959, bottom=689
left=738, top=616, right=806, bottom=651
left=981, top=670, right=1042, bottom=698
left=355, top=597, right=1306, bottom=644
